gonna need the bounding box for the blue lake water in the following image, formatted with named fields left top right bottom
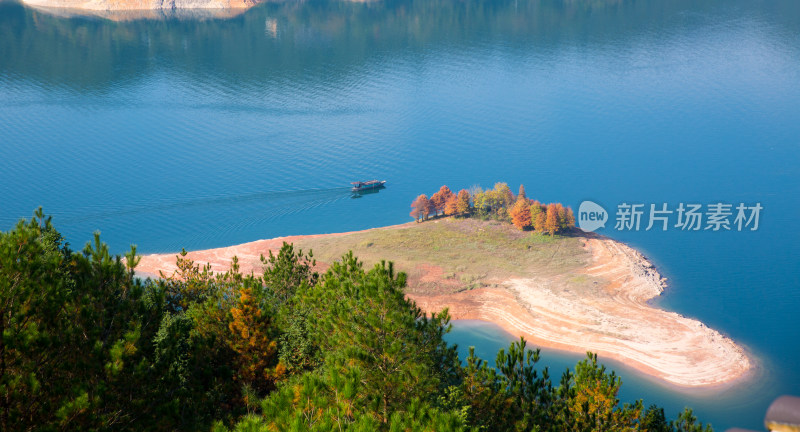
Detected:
left=1, top=0, right=799, bottom=429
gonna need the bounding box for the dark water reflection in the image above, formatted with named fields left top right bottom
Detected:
left=3, top=0, right=799, bottom=91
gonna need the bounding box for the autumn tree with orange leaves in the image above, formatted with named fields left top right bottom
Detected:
left=509, top=199, right=532, bottom=230
left=562, top=206, right=576, bottom=230
left=555, top=203, right=567, bottom=230
left=228, top=280, right=284, bottom=394
left=532, top=202, right=546, bottom=232
left=430, top=186, right=456, bottom=217
left=455, top=189, right=471, bottom=215
left=544, top=203, right=559, bottom=236
left=444, top=194, right=459, bottom=216
left=410, top=194, right=432, bottom=222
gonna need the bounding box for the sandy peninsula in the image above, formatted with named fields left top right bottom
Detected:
left=135, top=218, right=751, bottom=388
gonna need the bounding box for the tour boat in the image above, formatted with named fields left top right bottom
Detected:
left=351, top=180, right=386, bottom=192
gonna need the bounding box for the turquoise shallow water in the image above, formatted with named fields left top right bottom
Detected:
left=446, top=321, right=774, bottom=430
left=1, top=0, right=799, bottom=429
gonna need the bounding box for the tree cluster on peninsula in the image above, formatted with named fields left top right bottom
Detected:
left=410, top=183, right=576, bottom=235
left=0, top=210, right=712, bottom=431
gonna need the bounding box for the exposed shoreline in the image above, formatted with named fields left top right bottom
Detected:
left=135, top=221, right=752, bottom=388
left=20, top=0, right=262, bottom=15
left=407, top=236, right=752, bottom=388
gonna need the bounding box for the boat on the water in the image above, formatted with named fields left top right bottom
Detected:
left=351, top=180, right=386, bottom=192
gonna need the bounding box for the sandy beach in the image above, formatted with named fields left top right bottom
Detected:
left=136, top=221, right=752, bottom=388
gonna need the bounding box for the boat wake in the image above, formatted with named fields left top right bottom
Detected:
left=53, top=186, right=353, bottom=225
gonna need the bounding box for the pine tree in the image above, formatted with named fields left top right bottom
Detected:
left=161, top=249, right=215, bottom=311
left=261, top=242, right=317, bottom=304
left=567, top=353, right=643, bottom=431
left=300, top=254, right=458, bottom=425
left=0, top=211, right=176, bottom=430
left=641, top=405, right=672, bottom=432
left=673, top=407, right=714, bottom=432
left=518, top=184, right=527, bottom=201
left=227, top=279, right=283, bottom=394
left=278, top=312, right=320, bottom=374
left=0, top=211, right=70, bottom=430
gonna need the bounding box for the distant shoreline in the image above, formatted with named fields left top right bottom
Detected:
left=135, top=219, right=752, bottom=388
left=20, top=0, right=261, bottom=19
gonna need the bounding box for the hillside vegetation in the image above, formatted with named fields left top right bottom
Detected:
left=0, top=210, right=713, bottom=431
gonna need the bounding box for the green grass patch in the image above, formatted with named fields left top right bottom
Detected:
left=291, top=218, right=590, bottom=294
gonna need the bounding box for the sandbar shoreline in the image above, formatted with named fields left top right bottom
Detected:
left=135, top=221, right=752, bottom=388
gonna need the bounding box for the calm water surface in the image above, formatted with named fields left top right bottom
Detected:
left=1, top=0, right=799, bottom=429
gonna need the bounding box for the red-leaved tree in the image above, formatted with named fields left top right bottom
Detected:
left=430, top=186, right=455, bottom=217
left=410, top=194, right=431, bottom=222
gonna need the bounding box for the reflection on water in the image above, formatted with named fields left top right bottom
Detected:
left=4, top=0, right=798, bottom=92
left=350, top=188, right=384, bottom=199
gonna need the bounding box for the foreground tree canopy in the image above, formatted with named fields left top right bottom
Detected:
left=0, top=210, right=712, bottom=431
